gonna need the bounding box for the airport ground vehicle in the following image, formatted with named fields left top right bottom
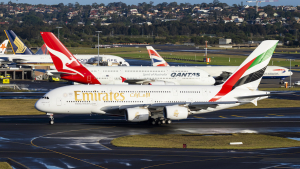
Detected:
left=35, top=39, right=280, bottom=125
left=294, top=81, right=300, bottom=86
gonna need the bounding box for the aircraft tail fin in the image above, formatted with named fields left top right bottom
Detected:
left=4, top=30, right=34, bottom=55
left=209, top=40, right=278, bottom=102
left=146, top=46, right=169, bottom=66
left=35, top=44, right=49, bottom=55
left=0, top=40, right=9, bottom=54
left=40, top=32, right=100, bottom=84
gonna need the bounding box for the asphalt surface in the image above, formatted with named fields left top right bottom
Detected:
left=1, top=108, right=300, bottom=169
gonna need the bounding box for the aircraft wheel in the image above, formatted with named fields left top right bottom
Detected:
left=151, top=120, right=156, bottom=125
left=49, top=120, right=54, bottom=125
left=156, top=120, right=162, bottom=125
left=166, top=119, right=172, bottom=124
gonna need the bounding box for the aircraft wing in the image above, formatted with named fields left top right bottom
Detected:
left=98, top=101, right=244, bottom=114
left=50, top=72, right=77, bottom=75
left=123, top=79, right=150, bottom=84
left=235, top=91, right=294, bottom=99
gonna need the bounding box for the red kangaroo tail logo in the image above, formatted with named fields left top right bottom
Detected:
left=40, top=32, right=101, bottom=84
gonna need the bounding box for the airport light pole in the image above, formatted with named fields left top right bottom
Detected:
left=290, top=59, right=292, bottom=87
left=96, top=31, right=102, bottom=66
left=56, top=27, right=62, bottom=40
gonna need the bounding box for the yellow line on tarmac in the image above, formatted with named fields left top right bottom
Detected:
left=219, top=116, right=227, bottom=118
left=193, top=116, right=205, bottom=119
left=231, top=115, right=245, bottom=118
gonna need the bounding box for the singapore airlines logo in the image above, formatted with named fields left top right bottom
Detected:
left=46, top=44, right=84, bottom=77
left=173, top=110, right=179, bottom=117
left=134, top=112, right=139, bottom=119
left=14, top=37, right=27, bottom=53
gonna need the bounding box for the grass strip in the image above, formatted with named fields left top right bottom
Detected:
left=0, top=99, right=44, bottom=115
left=0, top=162, right=13, bottom=169
left=259, top=88, right=300, bottom=91
left=231, top=99, right=300, bottom=109
left=111, top=133, right=300, bottom=149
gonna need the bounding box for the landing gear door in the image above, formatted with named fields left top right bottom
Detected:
left=56, top=98, right=62, bottom=106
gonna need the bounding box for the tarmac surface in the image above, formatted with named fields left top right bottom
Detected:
left=1, top=108, right=300, bottom=169
left=1, top=57, right=300, bottom=168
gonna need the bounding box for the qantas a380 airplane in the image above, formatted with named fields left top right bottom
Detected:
left=36, top=39, right=279, bottom=125
left=40, top=32, right=215, bottom=85
left=147, top=46, right=292, bottom=84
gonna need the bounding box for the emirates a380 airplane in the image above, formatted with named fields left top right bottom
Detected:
left=40, top=32, right=215, bottom=85
left=35, top=40, right=279, bottom=125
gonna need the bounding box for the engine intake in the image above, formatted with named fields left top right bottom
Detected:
left=125, top=108, right=149, bottom=122
left=163, top=106, right=188, bottom=120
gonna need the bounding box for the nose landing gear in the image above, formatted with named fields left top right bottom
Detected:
left=47, top=113, right=54, bottom=125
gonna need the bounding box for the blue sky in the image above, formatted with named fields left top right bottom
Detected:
left=7, top=0, right=300, bottom=6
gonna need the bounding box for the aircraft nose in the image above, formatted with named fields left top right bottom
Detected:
left=35, top=99, right=45, bottom=112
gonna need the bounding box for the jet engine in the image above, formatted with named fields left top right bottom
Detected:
left=163, top=106, right=189, bottom=120
left=125, top=108, right=149, bottom=122
left=149, top=81, right=175, bottom=85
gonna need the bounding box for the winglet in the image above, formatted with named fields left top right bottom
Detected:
left=120, top=76, right=127, bottom=83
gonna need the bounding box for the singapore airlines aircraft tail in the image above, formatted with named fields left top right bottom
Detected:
left=40, top=32, right=101, bottom=84
left=0, top=40, right=8, bottom=54
left=146, top=46, right=169, bottom=66
left=4, top=30, right=34, bottom=55
left=209, top=40, right=278, bottom=102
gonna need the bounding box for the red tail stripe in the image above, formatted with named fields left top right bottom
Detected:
left=209, top=57, right=256, bottom=102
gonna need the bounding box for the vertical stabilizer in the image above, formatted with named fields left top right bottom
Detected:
left=0, top=40, right=8, bottom=54
left=146, top=46, right=169, bottom=66
left=4, top=30, right=34, bottom=55
left=209, top=40, right=278, bottom=102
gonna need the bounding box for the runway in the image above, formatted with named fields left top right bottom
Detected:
left=1, top=108, right=300, bottom=169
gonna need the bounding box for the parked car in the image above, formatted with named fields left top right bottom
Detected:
left=294, top=81, right=300, bottom=86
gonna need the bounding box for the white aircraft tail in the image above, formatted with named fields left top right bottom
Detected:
left=146, top=46, right=169, bottom=66
left=210, top=40, right=278, bottom=102
left=0, top=40, right=8, bottom=54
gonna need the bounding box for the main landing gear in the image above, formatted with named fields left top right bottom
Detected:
left=150, top=118, right=171, bottom=125
left=47, top=113, right=54, bottom=125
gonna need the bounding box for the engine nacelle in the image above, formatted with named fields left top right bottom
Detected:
left=149, top=81, right=175, bottom=85
left=125, top=108, right=149, bottom=122
left=163, top=106, right=188, bottom=120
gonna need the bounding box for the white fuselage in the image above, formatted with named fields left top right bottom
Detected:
left=0, top=54, right=129, bottom=68
left=35, top=85, right=267, bottom=115
left=80, top=66, right=216, bottom=85
left=198, top=66, right=292, bottom=79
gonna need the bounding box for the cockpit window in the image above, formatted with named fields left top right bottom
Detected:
left=41, top=96, right=49, bottom=99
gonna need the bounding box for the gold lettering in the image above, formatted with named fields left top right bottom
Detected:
left=98, top=93, right=103, bottom=101
left=114, top=93, right=120, bottom=101
left=146, top=93, right=150, bottom=98
left=94, top=92, right=97, bottom=101
left=74, top=91, right=82, bottom=101
left=109, top=92, right=113, bottom=101
left=103, top=93, right=109, bottom=101
left=120, top=93, right=125, bottom=101
left=83, top=93, right=93, bottom=101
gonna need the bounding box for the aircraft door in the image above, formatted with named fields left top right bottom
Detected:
left=172, top=88, right=178, bottom=96
left=87, top=75, right=92, bottom=83
left=56, top=98, right=62, bottom=106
